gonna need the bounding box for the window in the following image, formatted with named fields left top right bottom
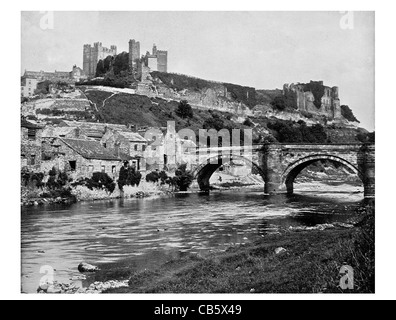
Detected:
left=27, top=129, right=36, bottom=140
left=30, top=155, right=36, bottom=165
left=69, top=161, right=76, bottom=171
left=101, top=165, right=106, bottom=172
left=112, top=166, right=116, bottom=174
left=134, top=144, right=138, bottom=151
left=142, top=145, right=146, bottom=152
left=103, top=143, right=107, bottom=148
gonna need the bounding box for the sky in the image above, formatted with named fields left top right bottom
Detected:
left=21, top=11, right=375, bottom=130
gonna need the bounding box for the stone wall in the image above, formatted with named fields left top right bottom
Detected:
left=21, top=127, right=43, bottom=171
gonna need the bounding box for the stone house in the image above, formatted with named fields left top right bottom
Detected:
left=143, top=123, right=197, bottom=171
left=21, top=77, right=38, bottom=97
left=101, top=128, right=148, bottom=171
left=21, top=119, right=44, bottom=171
left=41, top=138, right=128, bottom=180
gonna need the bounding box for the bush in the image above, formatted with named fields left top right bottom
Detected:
left=46, top=167, right=71, bottom=190
left=267, top=120, right=328, bottom=143
left=341, top=105, right=360, bottom=123
left=271, top=96, right=287, bottom=111
left=118, top=164, right=142, bottom=190
left=356, top=131, right=375, bottom=143
left=21, top=169, right=45, bottom=188
left=173, top=164, right=194, bottom=191
left=146, top=171, right=170, bottom=185
left=243, top=118, right=254, bottom=127
left=72, top=172, right=116, bottom=194
left=176, top=100, right=193, bottom=119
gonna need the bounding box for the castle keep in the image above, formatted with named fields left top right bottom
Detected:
left=283, top=81, right=342, bottom=120
left=83, top=42, right=117, bottom=77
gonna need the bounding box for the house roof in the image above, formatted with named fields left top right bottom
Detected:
left=181, top=139, right=197, bottom=149
left=41, top=126, right=78, bottom=138
left=61, top=120, right=129, bottom=139
left=60, top=138, right=122, bottom=161
left=21, top=119, right=43, bottom=129
left=118, top=131, right=147, bottom=143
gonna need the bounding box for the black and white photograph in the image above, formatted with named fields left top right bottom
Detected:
left=2, top=1, right=395, bottom=302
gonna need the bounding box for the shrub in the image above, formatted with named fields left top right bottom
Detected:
left=267, top=120, right=328, bottom=143
left=356, top=131, right=375, bottom=143
left=271, top=96, right=287, bottom=111
left=173, top=164, right=194, bottom=192
left=146, top=171, right=161, bottom=183
left=176, top=100, right=193, bottom=119
left=21, top=169, right=45, bottom=188
left=341, top=105, right=360, bottom=123
left=146, top=171, right=170, bottom=185
left=243, top=118, right=254, bottom=127
left=72, top=172, right=116, bottom=194
left=118, top=164, right=142, bottom=190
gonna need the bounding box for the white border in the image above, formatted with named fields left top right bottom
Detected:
left=1, top=0, right=395, bottom=300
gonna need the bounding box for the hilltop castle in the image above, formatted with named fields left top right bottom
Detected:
left=83, top=39, right=168, bottom=78
left=283, top=81, right=342, bottom=120
left=83, top=42, right=118, bottom=78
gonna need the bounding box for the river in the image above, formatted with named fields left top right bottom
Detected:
left=21, top=182, right=364, bottom=293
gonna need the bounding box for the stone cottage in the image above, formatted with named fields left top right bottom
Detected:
left=41, top=138, right=129, bottom=180
left=21, top=119, right=44, bottom=171
left=143, top=122, right=197, bottom=171
left=101, top=128, right=148, bottom=171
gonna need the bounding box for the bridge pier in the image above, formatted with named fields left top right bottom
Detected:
left=263, top=144, right=287, bottom=195
left=362, top=144, right=375, bottom=198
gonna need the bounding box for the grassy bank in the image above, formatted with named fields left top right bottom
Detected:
left=90, top=203, right=374, bottom=294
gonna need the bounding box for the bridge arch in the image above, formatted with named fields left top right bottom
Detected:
left=193, top=154, right=265, bottom=192
left=280, top=154, right=364, bottom=194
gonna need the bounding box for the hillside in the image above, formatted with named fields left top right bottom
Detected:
left=77, top=86, right=371, bottom=144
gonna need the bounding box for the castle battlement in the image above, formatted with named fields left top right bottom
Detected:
left=83, top=39, right=167, bottom=79
left=83, top=42, right=117, bottom=77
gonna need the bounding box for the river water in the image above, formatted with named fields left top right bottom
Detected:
left=21, top=182, right=364, bottom=293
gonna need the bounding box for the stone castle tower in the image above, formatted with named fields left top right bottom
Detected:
left=83, top=42, right=117, bottom=77
left=283, top=81, right=342, bottom=120
left=138, top=44, right=168, bottom=73
left=128, top=39, right=140, bottom=71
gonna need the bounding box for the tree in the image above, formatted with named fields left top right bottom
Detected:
left=176, top=100, right=193, bottom=119
left=173, top=164, right=194, bottom=191
left=118, top=163, right=142, bottom=190
left=357, top=131, right=375, bottom=143
left=112, top=52, right=129, bottom=75
left=271, top=96, right=287, bottom=111
left=341, top=105, right=360, bottom=123
left=203, top=113, right=225, bottom=131
left=96, top=59, right=105, bottom=77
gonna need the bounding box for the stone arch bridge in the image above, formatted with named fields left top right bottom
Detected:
left=189, top=143, right=375, bottom=198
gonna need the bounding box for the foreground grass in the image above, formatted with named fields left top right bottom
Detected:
left=92, top=206, right=374, bottom=294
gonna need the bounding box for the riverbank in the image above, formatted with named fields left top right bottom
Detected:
left=21, top=181, right=172, bottom=207
left=80, top=201, right=373, bottom=294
